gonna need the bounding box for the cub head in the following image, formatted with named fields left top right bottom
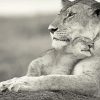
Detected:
left=48, top=0, right=100, bottom=49
left=65, top=37, right=94, bottom=58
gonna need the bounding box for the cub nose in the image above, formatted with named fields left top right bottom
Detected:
left=88, top=43, right=94, bottom=49
left=48, top=25, right=58, bottom=34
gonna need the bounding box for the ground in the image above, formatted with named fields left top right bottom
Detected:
left=0, top=90, right=98, bottom=100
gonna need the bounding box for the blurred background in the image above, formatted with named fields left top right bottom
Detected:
left=0, top=0, right=61, bottom=81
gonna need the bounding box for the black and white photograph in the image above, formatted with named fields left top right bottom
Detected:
left=0, top=0, right=100, bottom=100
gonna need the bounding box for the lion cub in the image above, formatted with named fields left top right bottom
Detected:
left=27, top=37, right=94, bottom=76
left=0, top=37, right=94, bottom=92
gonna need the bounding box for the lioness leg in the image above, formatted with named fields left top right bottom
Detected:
left=4, top=57, right=99, bottom=97
left=0, top=57, right=43, bottom=92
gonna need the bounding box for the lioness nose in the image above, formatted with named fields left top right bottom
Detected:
left=48, top=25, right=58, bottom=34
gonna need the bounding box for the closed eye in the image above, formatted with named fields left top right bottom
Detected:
left=67, top=11, right=76, bottom=18
left=63, top=12, right=76, bottom=23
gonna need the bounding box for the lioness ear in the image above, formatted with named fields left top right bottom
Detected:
left=61, top=0, right=97, bottom=8
left=61, top=0, right=73, bottom=7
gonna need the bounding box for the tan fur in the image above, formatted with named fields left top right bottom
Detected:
left=0, top=0, right=100, bottom=97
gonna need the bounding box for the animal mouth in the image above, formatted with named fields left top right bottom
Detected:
left=81, top=49, right=93, bottom=55
left=81, top=49, right=90, bottom=52
left=53, top=37, right=70, bottom=42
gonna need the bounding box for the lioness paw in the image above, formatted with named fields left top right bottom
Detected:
left=0, top=82, right=8, bottom=92
left=8, top=83, right=22, bottom=92
left=0, top=78, right=21, bottom=92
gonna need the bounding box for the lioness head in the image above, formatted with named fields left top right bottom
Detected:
left=48, top=0, right=100, bottom=49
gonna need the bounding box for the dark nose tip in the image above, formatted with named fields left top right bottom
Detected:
left=88, top=43, right=94, bottom=49
left=48, top=25, right=58, bottom=34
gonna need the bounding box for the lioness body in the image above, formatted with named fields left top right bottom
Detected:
left=0, top=0, right=100, bottom=97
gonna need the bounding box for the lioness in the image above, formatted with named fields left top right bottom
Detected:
left=0, top=0, right=100, bottom=97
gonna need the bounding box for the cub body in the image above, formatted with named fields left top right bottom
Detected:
left=27, top=37, right=93, bottom=76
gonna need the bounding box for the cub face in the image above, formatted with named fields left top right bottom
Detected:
left=48, top=0, right=100, bottom=49
left=66, top=37, right=94, bottom=57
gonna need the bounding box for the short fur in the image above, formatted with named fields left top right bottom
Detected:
left=0, top=0, right=100, bottom=98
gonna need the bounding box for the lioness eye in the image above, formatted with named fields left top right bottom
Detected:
left=67, top=11, right=76, bottom=18
left=63, top=11, right=76, bottom=23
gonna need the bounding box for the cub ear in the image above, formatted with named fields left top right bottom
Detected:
left=92, top=3, right=100, bottom=17
left=93, top=9, right=100, bottom=17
